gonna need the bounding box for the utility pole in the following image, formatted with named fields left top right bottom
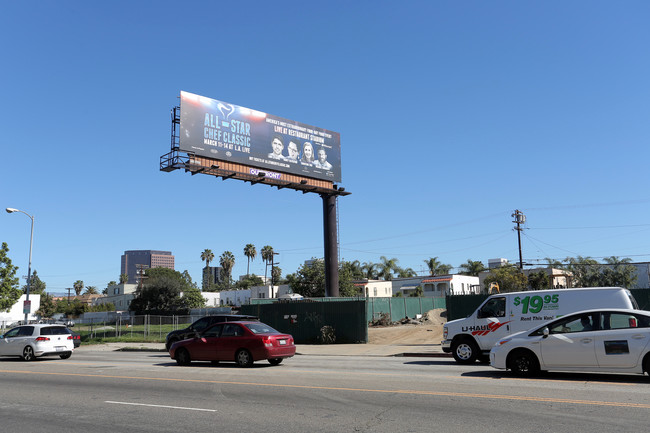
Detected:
left=136, top=264, right=149, bottom=291
left=512, top=210, right=526, bottom=270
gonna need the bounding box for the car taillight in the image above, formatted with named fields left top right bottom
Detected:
left=35, top=337, right=50, bottom=341
left=262, top=336, right=273, bottom=347
left=67, top=336, right=74, bottom=340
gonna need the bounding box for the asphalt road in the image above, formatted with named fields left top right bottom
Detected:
left=0, top=349, right=648, bottom=432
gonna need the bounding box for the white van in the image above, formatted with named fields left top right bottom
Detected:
left=442, top=287, right=638, bottom=364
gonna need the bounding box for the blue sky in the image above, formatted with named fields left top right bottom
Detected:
left=2, top=1, right=650, bottom=294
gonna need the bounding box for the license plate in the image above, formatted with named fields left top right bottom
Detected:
left=55, top=346, right=64, bottom=352
left=279, top=340, right=286, bottom=345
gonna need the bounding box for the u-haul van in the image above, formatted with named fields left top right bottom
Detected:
left=442, top=287, right=638, bottom=363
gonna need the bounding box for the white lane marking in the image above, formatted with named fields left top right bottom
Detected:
left=105, top=401, right=216, bottom=412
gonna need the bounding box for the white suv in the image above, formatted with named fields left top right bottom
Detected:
left=0, top=324, right=74, bottom=361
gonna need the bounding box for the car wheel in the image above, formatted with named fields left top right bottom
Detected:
left=451, top=338, right=478, bottom=364
left=235, top=349, right=253, bottom=368
left=59, top=352, right=72, bottom=360
left=507, top=349, right=540, bottom=377
left=268, top=358, right=283, bottom=366
left=22, top=346, right=35, bottom=361
left=166, top=338, right=178, bottom=351
left=175, top=348, right=191, bottom=366
left=643, top=354, right=650, bottom=376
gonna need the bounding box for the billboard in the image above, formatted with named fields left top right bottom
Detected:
left=179, top=91, right=341, bottom=183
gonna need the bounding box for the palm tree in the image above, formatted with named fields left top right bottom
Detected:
left=119, top=274, right=128, bottom=284
left=261, top=245, right=274, bottom=284
left=379, top=256, right=398, bottom=281
left=83, top=286, right=98, bottom=295
left=244, top=244, right=257, bottom=276
left=459, top=259, right=486, bottom=276
left=423, top=257, right=452, bottom=276
left=362, top=262, right=378, bottom=279
left=396, top=267, right=417, bottom=278
left=201, top=249, right=214, bottom=269
left=73, top=280, right=84, bottom=296
left=219, top=251, right=235, bottom=288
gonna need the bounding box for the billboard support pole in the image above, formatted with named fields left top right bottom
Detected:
left=322, top=194, right=339, bottom=297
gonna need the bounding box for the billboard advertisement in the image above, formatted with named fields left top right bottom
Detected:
left=179, top=91, right=341, bottom=182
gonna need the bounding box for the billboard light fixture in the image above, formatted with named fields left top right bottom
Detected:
left=211, top=164, right=219, bottom=169
left=257, top=172, right=266, bottom=177
left=300, top=180, right=308, bottom=185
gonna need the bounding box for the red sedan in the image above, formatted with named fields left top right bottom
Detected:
left=169, top=321, right=296, bottom=367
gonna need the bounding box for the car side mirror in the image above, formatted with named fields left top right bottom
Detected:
left=542, top=327, right=549, bottom=338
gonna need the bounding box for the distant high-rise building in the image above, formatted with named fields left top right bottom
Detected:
left=203, top=266, right=223, bottom=290
left=121, top=250, right=175, bottom=284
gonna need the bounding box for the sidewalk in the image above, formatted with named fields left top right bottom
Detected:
left=76, top=342, right=450, bottom=358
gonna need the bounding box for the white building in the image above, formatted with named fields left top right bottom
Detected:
left=354, top=280, right=393, bottom=297
left=392, top=275, right=480, bottom=297
left=94, top=283, right=138, bottom=311
left=0, top=294, right=41, bottom=327
left=204, top=285, right=293, bottom=307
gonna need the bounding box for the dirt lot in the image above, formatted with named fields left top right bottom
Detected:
left=367, top=309, right=445, bottom=345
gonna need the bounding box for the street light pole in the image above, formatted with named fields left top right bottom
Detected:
left=6, top=208, right=34, bottom=324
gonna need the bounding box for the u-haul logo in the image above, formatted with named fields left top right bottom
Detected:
left=462, top=321, right=511, bottom=336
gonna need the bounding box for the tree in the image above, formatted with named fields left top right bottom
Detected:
left=180, top=270, right=198, bottom=290
left=286, top=259, right=326, bottom=297
left=378, top=256, right=399, bottom=281
left=409, top=286, right=423, bottom=297
left=286, top=259, right=360, bottom=298
left=602, top=256, right=637, bottom=288
left=201, top=249, right=214, bottom=268
left=22, top=269, right=46, bottom=294
left=119, top=274, right=128, bottom=284
left=129, top=267, right=204, bottom=314
left=396, top=267, right=417, bottom=278
left=527, top=270, right=550, bottom=291
left=83, top=286, right=98, bottom=295
left=423, top=257, right=452, bottom=276
left=244, top=244, right=257, bottom=276
left=563, top=256, right=601, bottom=287
left=219, top=251, right=235, bottom=289
left=234, top=274, right=264, bottom=291
left=73, top=280, right=84, bottom=296
left=343, top=260, right=365, bottom=280
left=36, top=292, right=56, bottom=318
left=361, top=262, right=379, bottom=279
left=56, top=298, right=87, bottom=317
left=483, top=264, right=528, bottom=293
left=182, top=287, right=207, bottom=309
left=459, top=260, right=486, bottom=276
left=271, top=266, right=282, bottom=286
left=261, top=245, right=274, bottom=283
left=0, top=243, right=21, bottom=312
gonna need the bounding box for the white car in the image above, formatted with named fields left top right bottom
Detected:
left=0, top=324, right=74, bottom=361
left=490, top=309, right=650, bottom=377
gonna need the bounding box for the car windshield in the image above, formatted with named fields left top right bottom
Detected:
left=245, top=323, right=279, bottom=334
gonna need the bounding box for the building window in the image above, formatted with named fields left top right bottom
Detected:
left=373, top=288, right=377, bottom=297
